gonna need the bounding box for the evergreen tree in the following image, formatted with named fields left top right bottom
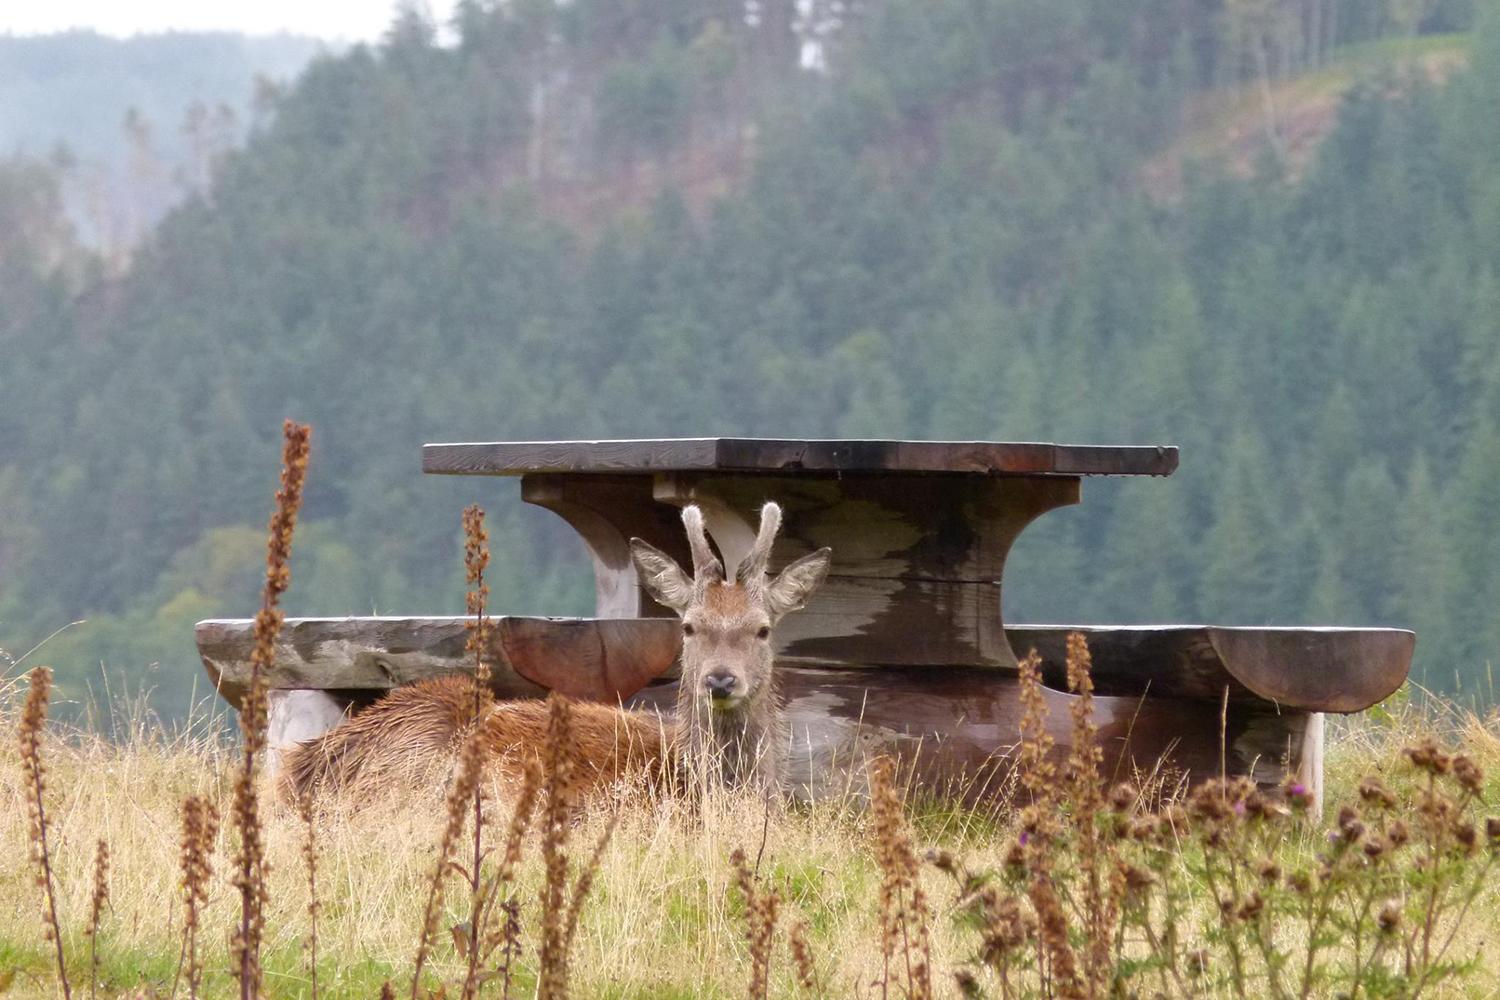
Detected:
left=1198, top=431, right=1279, bottom=623
left=1387, top=457, right=1459, bottom=681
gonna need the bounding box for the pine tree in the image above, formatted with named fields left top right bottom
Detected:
left=1197, top=431, right=1279, bottom=624
left=1387, top=457, right=1459, bottom=683
left=1334, top=459, right=1402, bottom=622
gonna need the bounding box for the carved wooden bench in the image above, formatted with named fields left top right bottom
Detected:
left=196, top=438, right=1415, bottom=808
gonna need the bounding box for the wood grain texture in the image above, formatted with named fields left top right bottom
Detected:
left=1204, top=627, right=1414, bottom=713
left=197, top=617, right=1412, bottom=714
left=428, top=440, right=1173, bottom=671
left=500, top=616, right=682, bottom=701
left=626, top=667, right=1310, bottom=803
left=196, top=616, right=672, bottom=709
left=521, top=471, right=1080, bottom=669
left=520, top=475, right=692, bottom=618
left=422, top=438, right=1180, bottom=477
left=1009, top=625, right=1414, bottom=711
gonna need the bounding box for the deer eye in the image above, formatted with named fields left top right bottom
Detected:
left=756, top=626, right=771, bottom=640
left=682, top=622, right=695, bottom=637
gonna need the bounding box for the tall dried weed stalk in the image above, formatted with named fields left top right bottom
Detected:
left=175, top=795, right=219, bottom=1000
left=868, top=756, right=934, bottom=1000
left=19, top=666, right=71, bottom=999
left=788, top=919, right=820, bottom=996
left=231, top=418, right=311, bottom=1000
left=478, top=758, right=543, bottom=999
left=298, top=791, right=320, bottom=1000
left=412, top=729, right=487, bottom=998
left=462, top=503, right=493, bottom=703
left=460, top=504, right=494, bottom=996
left=407, top=690, right=610, bottom=1000
left=536, top=694, right=596, bottom=1000
left=731, top=847, right=782, bottom=1000
left=85, top=839, right=110, bottom=1000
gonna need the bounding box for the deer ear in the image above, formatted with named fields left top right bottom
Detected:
left=630, top=538, right=694, bottom=613
left=765, top=547, right=831, bottom=620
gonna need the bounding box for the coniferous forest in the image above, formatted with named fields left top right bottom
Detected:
left=3, top=0, right=1499, bottom=719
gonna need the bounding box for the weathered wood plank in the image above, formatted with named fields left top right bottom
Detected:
left=422, top=438, right=1180, bottom=478
left=1010, top=625, right=1414, bottom=711
left=1204, top=627, right=1414, bottom=714
left=500, top=617, right=681, bottom=701
left=519, top=475, right=695, bottom=619
left=254, top=662, right=1313, bottom=804
left=527, top=471, right=1080, bottom=669
left=626, top=667, right=1310, bottom=803
left=195, top=616, right=671, bottom=709
left=197, top=617, right=1412, bottom=714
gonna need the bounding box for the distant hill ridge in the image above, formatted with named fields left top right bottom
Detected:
left=0, top=30, right=329, bottom=249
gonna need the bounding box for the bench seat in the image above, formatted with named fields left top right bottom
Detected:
left=196, top=616, right=1412, bottom=807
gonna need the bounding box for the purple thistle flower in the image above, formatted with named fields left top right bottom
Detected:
left=1233, top=800, right=1246, bottom=816
left=1019, top=831, right=1030, bottom=846
left=1290, top=783, right=1307, bottom=797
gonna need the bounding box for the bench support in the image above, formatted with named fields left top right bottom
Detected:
left=1298, top=712, right=1325, bottom=817
left=266, top=689, right=349, bottom=776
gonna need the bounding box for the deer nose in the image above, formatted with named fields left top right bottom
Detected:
left=704, top=672, right=738, bottom=699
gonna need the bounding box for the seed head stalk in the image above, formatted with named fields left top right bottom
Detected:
left=19, top=666, right=71, bottom=1000
left=232, top=420, right=311, bottom=1000
left=175, top=795, right=219, bottom=1000
left=85, top=839, right=110, bottom=1000
left=461, top=504, right=494, bottom=997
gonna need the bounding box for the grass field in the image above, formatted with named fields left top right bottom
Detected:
left=4, top=667, right=1499, bottom=1000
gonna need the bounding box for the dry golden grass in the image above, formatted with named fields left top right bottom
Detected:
left=3, top=672, right=1500, bottom=999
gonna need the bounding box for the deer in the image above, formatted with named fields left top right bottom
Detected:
left=278, top=501, right=831, bottom=802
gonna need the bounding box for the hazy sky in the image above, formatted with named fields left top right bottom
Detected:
left=0, top=0, right=460, bottom=41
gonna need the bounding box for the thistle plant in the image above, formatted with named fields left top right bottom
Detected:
left=927, top=634, right=1500, bottom=1000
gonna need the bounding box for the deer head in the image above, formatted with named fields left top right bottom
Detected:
left=629, top=502, right=831, bottom=786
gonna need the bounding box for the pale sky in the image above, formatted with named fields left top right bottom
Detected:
left=0, top=0, right=460, bottom=41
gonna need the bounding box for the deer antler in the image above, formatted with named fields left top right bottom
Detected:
left=680, top=505, right=724, bottom=590
left=736, top=502, right=782, bottom=591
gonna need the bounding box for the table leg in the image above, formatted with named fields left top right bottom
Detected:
left=522, top=471, right=1078, bottom=668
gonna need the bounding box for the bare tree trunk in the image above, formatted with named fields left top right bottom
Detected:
left=1307, top=0, right=1323, bottom=70
left=528, top=78, right=546, bottom=184
left=1252, top=34, right=1286, bottom=166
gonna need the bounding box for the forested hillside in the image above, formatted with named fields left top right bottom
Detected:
left=3, top=0, right=1497, bottom=718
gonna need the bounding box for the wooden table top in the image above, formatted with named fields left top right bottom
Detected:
left=422, top=438, right=1179, bottom=478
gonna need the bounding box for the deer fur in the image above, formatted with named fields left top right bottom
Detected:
left=278, top=502, right=830, bottom=801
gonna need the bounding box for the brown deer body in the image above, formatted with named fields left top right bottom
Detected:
left=279, top=502, right=829, bottom=801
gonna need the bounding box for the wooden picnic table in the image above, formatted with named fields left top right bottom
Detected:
left=198, top=437, right=1415, bottom=808
left=420, top=437, right=1179, bottom=671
